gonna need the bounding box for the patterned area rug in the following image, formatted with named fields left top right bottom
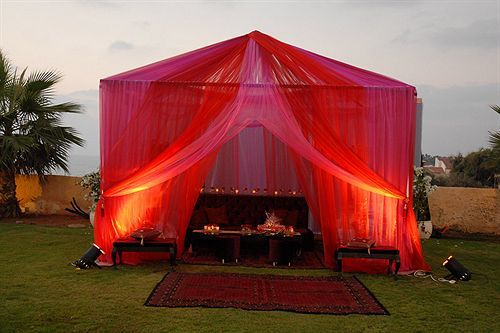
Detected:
left=181, top=250, right=325, bottom=269
left=145, top=272, right=389, bottom=315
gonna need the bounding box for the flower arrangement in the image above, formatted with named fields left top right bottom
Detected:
left=80, top=170, right=101, bottom=211
left=413, top=167, right=437, bottom=221
left=257, top=211, right=286, bottom=234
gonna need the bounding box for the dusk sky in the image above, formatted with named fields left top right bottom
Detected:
left=1, top=0, right=499, bottom=172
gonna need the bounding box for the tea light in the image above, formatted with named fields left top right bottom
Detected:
left=204, top=224, right=220, bottom=233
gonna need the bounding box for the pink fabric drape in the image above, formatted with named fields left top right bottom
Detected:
left=95, top=31, right=428, bottom=272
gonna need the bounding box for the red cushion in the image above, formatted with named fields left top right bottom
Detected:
left=130, top=227, right=161, bottom=241
left=346, top=238, right=375, bottom=248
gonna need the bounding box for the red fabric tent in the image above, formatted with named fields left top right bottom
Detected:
left=95, top=31, right=429, bottom=273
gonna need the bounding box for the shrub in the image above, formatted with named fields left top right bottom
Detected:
left=413, top=167, right=436, bottom=221
left=80, top=170, right=100, bottom=210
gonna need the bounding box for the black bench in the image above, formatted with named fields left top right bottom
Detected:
left=335, top=246, right=400, bottom=275
left=112, top=237, right=177, bottom=267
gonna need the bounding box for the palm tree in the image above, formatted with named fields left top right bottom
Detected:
left=0, top=50, right=84, bottom=217
left=489, top=105, right=500, bottom=152
left=489, top=105, right=500, bottom=186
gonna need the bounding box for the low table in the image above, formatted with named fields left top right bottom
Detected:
left=335, top=246, right=400, bottom=275
left=190, top=230, right=302, bottom=266
left=112, top=237, right=177, bottom=267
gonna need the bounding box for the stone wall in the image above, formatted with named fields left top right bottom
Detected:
left=428, top=187, right=499, bottom=235
left=15, top=175, right=89, bottom=215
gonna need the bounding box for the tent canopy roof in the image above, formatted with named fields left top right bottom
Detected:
left=103, top=31, right=411, bottom=88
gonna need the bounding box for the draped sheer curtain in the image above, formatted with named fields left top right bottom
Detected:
left=94, top=31, right=428, bottom=272
left=205, top=126, right=301, bottom=195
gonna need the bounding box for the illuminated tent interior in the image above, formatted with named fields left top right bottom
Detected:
left=94, top=31, right=429, bottom=273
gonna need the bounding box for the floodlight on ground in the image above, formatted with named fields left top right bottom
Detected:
left=72, top=244, right=105, bottom=269
left=442, top=256, right=472, bottom=281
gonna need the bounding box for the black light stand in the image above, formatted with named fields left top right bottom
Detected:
left=72, top=244, right=105, bottom=269
left=442, top=256, right=472, bottom=281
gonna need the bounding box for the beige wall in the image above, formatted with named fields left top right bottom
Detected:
left=428, top=187, right=500, bottom=234
left=15, top=175, right=89, bottom=215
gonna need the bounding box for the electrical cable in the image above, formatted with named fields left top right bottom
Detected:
left=412, top=270, right=456, bottom=284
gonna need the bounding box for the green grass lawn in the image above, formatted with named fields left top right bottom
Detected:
left=0, top=222, right=499, bottom=333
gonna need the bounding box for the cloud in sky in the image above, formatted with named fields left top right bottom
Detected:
left=340, top=0, right=422, bottom=9
left=393, top=18, right=499, bottom=50
left=430, top=19, right=499, bottom=50
left=132, top=20, right=151, bottom=28
left=418, top=83, right=499, bottom=156
left=108, top=40, right=135, bottom=52
left=2, top=0, right=498, bottom=161
left=74, top=0, right=118, bottom=8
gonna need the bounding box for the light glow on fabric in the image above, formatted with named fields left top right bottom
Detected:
left=94, top=31, right=429, bottom=273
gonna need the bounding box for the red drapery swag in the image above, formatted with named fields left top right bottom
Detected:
left=95, top=31, right=429, bottom=273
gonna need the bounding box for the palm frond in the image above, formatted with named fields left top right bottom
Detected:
left=43, top=102, right=83, bottom=114
left=490, top=104, right=500, bottom=115
left=26, top=70, right=62, bottom=86
left=0, top=135, right=34, bottom=169
left=0, top=50, right=15, bottom=105
left=0, top=55, right=85, bottom=177
left=3, top=68, right=28, bottom=118
left=488, top=130, right=500, bottom=150
left=14, top=116, right=84, bottom=175
left=488, top=105, right=500, bottom=156
left=25, top=70, right=62, bottom=102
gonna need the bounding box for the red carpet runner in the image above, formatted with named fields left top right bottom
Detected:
left=145, top=272, right=389, bottom=315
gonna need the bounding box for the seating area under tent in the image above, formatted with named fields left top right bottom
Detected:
left=94, top=31, right=429, bottom=273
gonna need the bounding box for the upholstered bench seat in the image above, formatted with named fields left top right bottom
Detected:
left=112, top=237, right=177, bottom=267
left=335, top=246, right=400, bottom=275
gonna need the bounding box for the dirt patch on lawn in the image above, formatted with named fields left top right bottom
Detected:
left=0, top=215, right=91, bottom=227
